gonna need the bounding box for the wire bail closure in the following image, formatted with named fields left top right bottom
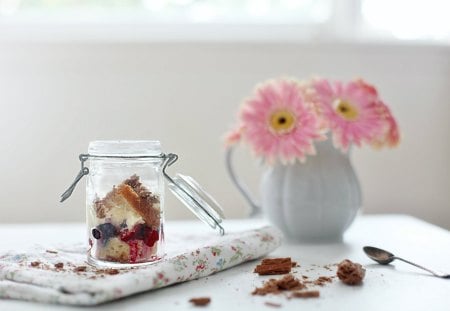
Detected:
left=60, top=154, right=89, bottom=203
left=60, top=153, right=225, bottom=235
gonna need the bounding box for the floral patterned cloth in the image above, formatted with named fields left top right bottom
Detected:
left=0, top=225, right=281, bottom=306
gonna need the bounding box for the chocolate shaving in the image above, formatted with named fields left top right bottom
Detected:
left=30, top=261, right=40, bottom=267
left=54, top=262, right=64, bottom=269
left=264, top=301, right=282, bottom=308
left=290, top=290, right=320, bottom=298
left=254, top=257, right=294, bottom=275
left=189, top=297, right=211, bottom=306
left=95, top=268, right=120, bottom=275
left=312, top=276, right=333, bottom=286
left=46, top=250, right=57, bottom=254
left=260, top=258, right=292, bottom=265
left=107, top=269, right=120, bottom=275
left=74, top=266, right=87, bottom=272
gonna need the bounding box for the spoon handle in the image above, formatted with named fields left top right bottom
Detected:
left=394, top=256, right=443, bottom=277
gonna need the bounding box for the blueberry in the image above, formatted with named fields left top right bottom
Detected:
left=133, top=224, right=147, bottom=240
left=92, top=228, right=101, bottom=240
left=97, top=223, right=118, bottom=241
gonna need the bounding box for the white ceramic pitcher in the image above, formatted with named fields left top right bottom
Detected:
left=226, top=139, right=362, bottom=242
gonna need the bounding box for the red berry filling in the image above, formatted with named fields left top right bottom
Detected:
left=143, top=229, right=159, bottom=247
left=119, top=228, right=135, bottom=242
left=118, top=223, right=159, bottom=262
left=128, top=240, right=141, bottom=263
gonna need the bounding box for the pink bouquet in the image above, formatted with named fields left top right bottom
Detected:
left=225, top=77, right=400, bottom=164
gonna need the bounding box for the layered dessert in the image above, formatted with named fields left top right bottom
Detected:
left=89, top=174, right=162, bottom=264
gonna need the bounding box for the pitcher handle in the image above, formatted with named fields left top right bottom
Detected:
left=225, top=146, right=261, bottom=217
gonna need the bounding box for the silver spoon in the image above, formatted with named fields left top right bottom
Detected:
left=363, top=246, right=450, bottom=279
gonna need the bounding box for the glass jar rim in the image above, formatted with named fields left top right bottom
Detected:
left=88, top=140, right=162, bottom=157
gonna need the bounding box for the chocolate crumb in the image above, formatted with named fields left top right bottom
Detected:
left=337, top=259, right=365, bottom=285
left=189, top=297, right=211, bottom=306
left=74, top=266, right=87, bottom=272
left=290, top=290, right=320, bottom=298
left=264, top=301, right=282, bottom=308
left=54, top=262, right=64, bottom=269
left=252, top=274, right=305, bottom=296
left=30, top=261, right=40, bottom=267
left=94, top=268, right=120, bottom=275
left=260, top=258, right=292, bottom=265
left=46, top=250, right=58, bottom=254
left=105, top=269, right=119, bottom=275
left=254, top=258, right=294, bottom=275
left=313, top=276, right=333, bottom=286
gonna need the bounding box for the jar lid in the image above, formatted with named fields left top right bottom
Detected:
left=168, top=174, right=225, bottom=235
left=162, top=154, right=225, bottom=235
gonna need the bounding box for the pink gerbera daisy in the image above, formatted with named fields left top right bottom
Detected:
left=236, top=78, right=325, bottom=163
left=372, top=101, right=400, bottom=148
left=312, top=78, right=386, bottom=151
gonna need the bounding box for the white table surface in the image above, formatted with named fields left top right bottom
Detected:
left=0, top=215, right=449, bottom=310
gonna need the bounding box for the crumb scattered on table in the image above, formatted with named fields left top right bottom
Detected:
left=74, top=266, right=87, bottom=272
left=254, top=258, right=295, bottom=275
left=336, top=259, right=365, bottom=285
left=189, top=297, right=211, bottom=306
left=252, top=274, right=305, bottom=296
left=264, top=301, right=282, bottom=308
left=290, top=290, right=320, bottom=299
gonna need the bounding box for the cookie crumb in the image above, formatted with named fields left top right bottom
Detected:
left=54, top=262, right=64, bottom=269
left=264, top=301, right=282, bottom=308
left=189, top=297, right=211, bottom=306
left=252, top=274, right=305, bottom=296
left=313, top=276, right=333, bottom=286
left=290, top=290, right=320, bottom=298
left=337, top=259, right=365, bottom=285
left=105, top=269, right=119, bottom=275
left=74, top=266, right=87, bottom=272
left=94, top=268, right=120, bottom=275
left=30, top=261, right=40, bottom=267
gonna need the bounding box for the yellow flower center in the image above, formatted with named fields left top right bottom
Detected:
left=269, top=109, right=297, bottom=134
left=334, top=99, right=359, bottom=121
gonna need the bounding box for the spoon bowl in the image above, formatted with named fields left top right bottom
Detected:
left=363, top=246, right=395, bottom=265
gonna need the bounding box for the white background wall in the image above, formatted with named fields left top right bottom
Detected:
left=0, top=41, right=449, bottom=229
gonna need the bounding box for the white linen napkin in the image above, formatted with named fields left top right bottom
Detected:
left=0, top=225, right=281, bottom=306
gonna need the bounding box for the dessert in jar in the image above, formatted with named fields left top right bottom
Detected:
left=84, top=140, right=165, bottom=266
left=61, top=140, right=225, bottom=267
left=89, top=174, right=162, bottom=264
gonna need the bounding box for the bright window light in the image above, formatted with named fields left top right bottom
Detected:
left=0, top=0, right=448, bottom=43
left=362, top=0, right=450, bottom=40
left=0, top=0, right=332, bottom=24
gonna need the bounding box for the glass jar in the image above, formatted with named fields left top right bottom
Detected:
left=61, top=140, right=224, bottom=267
